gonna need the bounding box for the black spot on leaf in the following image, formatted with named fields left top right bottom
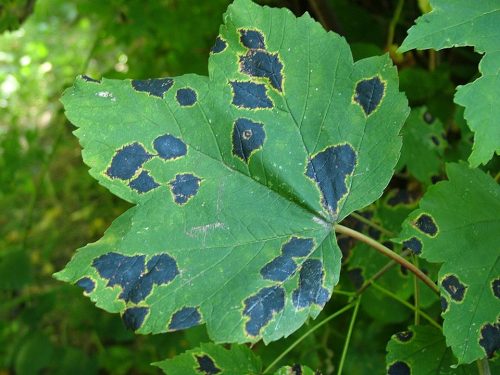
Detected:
left=306, top=144, right=357, bottom=216
left=413, top=214, right=438, bottom=237
left=128, top=170, right=160, bottom=193
left=402, top=237, right=422, bottom=255
left=492, top=278, right=500, bottom=299
left=400, top=265, right=408, bottom=276
left=232, top=118, right=265, bottom=162
left=169, top=307, right=201, bottom=331
left=131, top=78, right=173, bottom=98
left=479, top=322, right=500, bottom=358
left=441, top=275, right=467, bottom=302
left=395, top=331, right=413, bottom=342
left=240, top=50, right=283, bottom=91
left=153, top=134, right=187, bottom=160
left=176, top=88, right=197, bottom=106
left=122, top=307, right=149, bottom=331
left=387, top=361, right=410, bottom=375
left=239, top=29, right=265, bottom=49
left=210, top=36, right=227, bottom=54
left=440, top=296, right=449, bottom=313
left=282, top=237, right=315, bottom=257
left=354, top=76, right=385, bottom=115
left=291, top=364, right=303, bottom=375
left=387, top=189, right=414, bottom=207
left=106, top=143, right=152, bottom=180
left=243, top=286, right=285, bottom=337
left=230, top=81, right=273, bottom=109
left=81, top=75, right=100, bottom=83
left=169, top=173, right=202, bottom=205
left=292, top=259, right=329, bottom=309
left=195, top=354, right=221, bottom=375
left=423, top=111, right=434, bottom=124
left=430, top=135, right=440, bottom=146
left=76, top=277, right=95, bottom=293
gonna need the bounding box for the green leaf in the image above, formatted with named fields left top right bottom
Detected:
left=397, top=163, right=500, bottom=364
left=386, top=325, right=476, bottom=374
left=0, top=0, right=35, bottom=32
left=54, top=0, right=408, bottom=343
left=399, top=0, right=500, bottom=167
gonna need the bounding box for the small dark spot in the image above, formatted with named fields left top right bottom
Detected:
left=431, top=175, right=442, bottom=184
left=169, top=307, right=201, bottom=331
left=131, top=78, right=173, bottom=98
left=292, top=259, right=329, bottom=309
left=243, top=286, right=285, bottom=337
left=348, top=268, right=364, bottom=290
left=423, top=111, right=434, bottom=124
left=153, top=134, right=187, bottom=160
left=122, top=307, right=149, bottom=331
left=491, top=278, right=500, bottom=299
left=400, top=265, right=408, bottom=276
left=81, top=75, right=100, bottom=83
left=441, top=275, right=467, bottom=302
left=430, top=135, right=440, bottom=146
left=176, top=88, right=197, bottom=106
left=76, top=277, right=95, bottom=293
left=387, top=361, right=410, bottom=375
left=195, top=354, right=221, bottom=375
left=106, top=143, right=152, bottom=180
left=291, top=364, right=303, bottom=375
left=402, top=237, right=423, bottom=255
left=210, top=36, right=227, bottom=54
left=239, top=29, right=265, bottom=49
left=387, top=189, right=413, bottom=207
left=232, top=118, right=265, bottom=162
left=240, top=50, right=283, bottom=91
left=413, top=214, right=438, bottom=237
left=306, top=144, right=357, bottom=216
left=169, top=173, right=202, bottom=205
left=354, top=76, right=385, bottom=115
left=440, top=296, right=449, bottom=313
left=395, top=330, right=413, bottom=342
left=479, top=322, right=500, bottom=358
left=128, top=170, right=160, bottom=193
left=230, top=81, right=273, bottom=109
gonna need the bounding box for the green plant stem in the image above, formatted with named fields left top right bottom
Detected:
left=413, top=255, right=421, bottom=325
left=477, top=358, right=491, bottom=375
left=263, top=302, right=356, bottom=373
left=386, top=0, right=405, bottom=49
left=349, top=212, right=394, bottom=237
left=335, top=224, right=439, bottom=294
left=332, top=289, right=356, bottom=297
left=371, top=283, right=441, bottom=330
left=337, top=297, right=361, bottom=375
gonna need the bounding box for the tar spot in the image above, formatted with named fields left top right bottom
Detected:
left=230, top=81, right=273, bottom=109
left=441, top=275, right=467, bottom=302
left=387, top=189, right=414, bottom=207
left=413, top=214, right=438, bottom=237
left=195, top=354, right=221, bottom=375
left=260, top=237, right=314, bottom=282
left=440, top=296, right=449, bottom=313
left=291, top=364, right=303, bottom=375
left=93, top=252, right=178, bottom=303
left=292, top=259, right=329, bottom=309
left=423, top=111, right=434, bottom=124
left=131, top=78, right=173, bottom=98
left=176, top=88, right=197, bottom=106
left=210, top=36, right=227, bottom=54
left=122, top=307, right=149, bottom=331
left=240, top=50, right=283, bottom=91
left=354, top=76, right=385, bottom=116
left=479, top=322, right=500, bottom=358
left=492, top=279, right=500, bottom=299
left=232, top=118, right=265, bottom=162
left=387, top=361, right=410, bottom=375
left=106, top=143, right=152, bottom=180
left=348, top=268, right=364, bottom=290
left=239, top=29, right=265, bottom=49
left=169, top=173, right=202, bottom=205
left=168, top=307, right=201, bottom=331
left=81, top=75, right=100, bottom=83
left=430, top=135, right=440, bottom=146
left=243, top=286, right=285, bottom=337
left=128, top=170, right=160, bottom=193
left=76, top=277, right=95, bottom=293
left=153, top=134, right=187, bottom=160
left=395, top=331, right=414, bottom=342
left=402, top=237, right=422, bottom=255
left=306, top=144, right=357, bottom=216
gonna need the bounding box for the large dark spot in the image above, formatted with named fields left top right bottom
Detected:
left=387, top=361, right=410, bottom=375
left=232, top=118, right=265, bottom=162
left=440, top=296, right=449, bottom=313
left=76, top=277, right=95, bottom=294
left=479, top=322, right=500, bottom=358
left=153, top=134, right=187, bottom=160
left=176, top=88, right=197, bottom=106
left=354, top=77, right=385, bottom=115
left=240, top=50, right=283, bottom=91
left=492, top=278, right=500, bottom=299
left=106, top=143, right=152, bottom=180
left=306, top=144, right=357, bottom=216
left=92, top=252, right=178, bottom=303
left=210, top=36, right=227, bottom=54
left=243, top=286, right=285, bottom=337
left=292, top=259, right=329, bottom=309
left=230, top=81, right=273, bottom=109
left=195, top=354, right=221, bottom=375
left=239, top=29, right=265, bottom=49
left=169, top=173, right=202, bottom=205
left=395, top=330, right=413, bottom=342
left=128, top=170, right=160, bottom=193
left=413, top=214, right=438, bottom=237
left=441, top=275, right=467, bottom=302
left=131, top=78, right=173, bottom=98
left=122, top=307, right=149, bottom=331
left=402, top=237, right=422, bottom=255
left=168, top=307, right=201, bottom=331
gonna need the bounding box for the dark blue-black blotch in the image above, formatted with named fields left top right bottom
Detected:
left=176, top=88, right=197, bottom=106
left=240, top=50, right=283, bottom=91
left=402, top=237, right=423, bottom=255
left=230, top=81, right=273, bottom=109
left=168, top=306, right=201, bottom=331
left=414, top=214, right=438, bottom=237
left=232, top=118, right=265, bottom=162
left=122, top=306, right=149, bottom=331
left=441, top=274, right=467, bottom=302
left=128, top=170, right=160, bottom=193
left=131, top=78, right=173, bottom=98
left=169, top=173, right=202, bottom=205
left=106, top=143, right=152, bottom=180
left=292, top=259, right=329, bottom=309
left=354, top=77, right=385, bottom=115
left=479, top=323, right=500, bottom=358
left=153, top=133, right=187, bottom=160
left=387, top=361, right=411, bottom=375
left=306, top=143, right=357, bottom=216
left=195, top=354, right=221, bottom=375
left=239, top=29, right=265, bottom=49
left=210, top=36, right=227, bottom=54
left=243, top=286, right=285, bottom=336
left=76, top=277, right=95, bottom=294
